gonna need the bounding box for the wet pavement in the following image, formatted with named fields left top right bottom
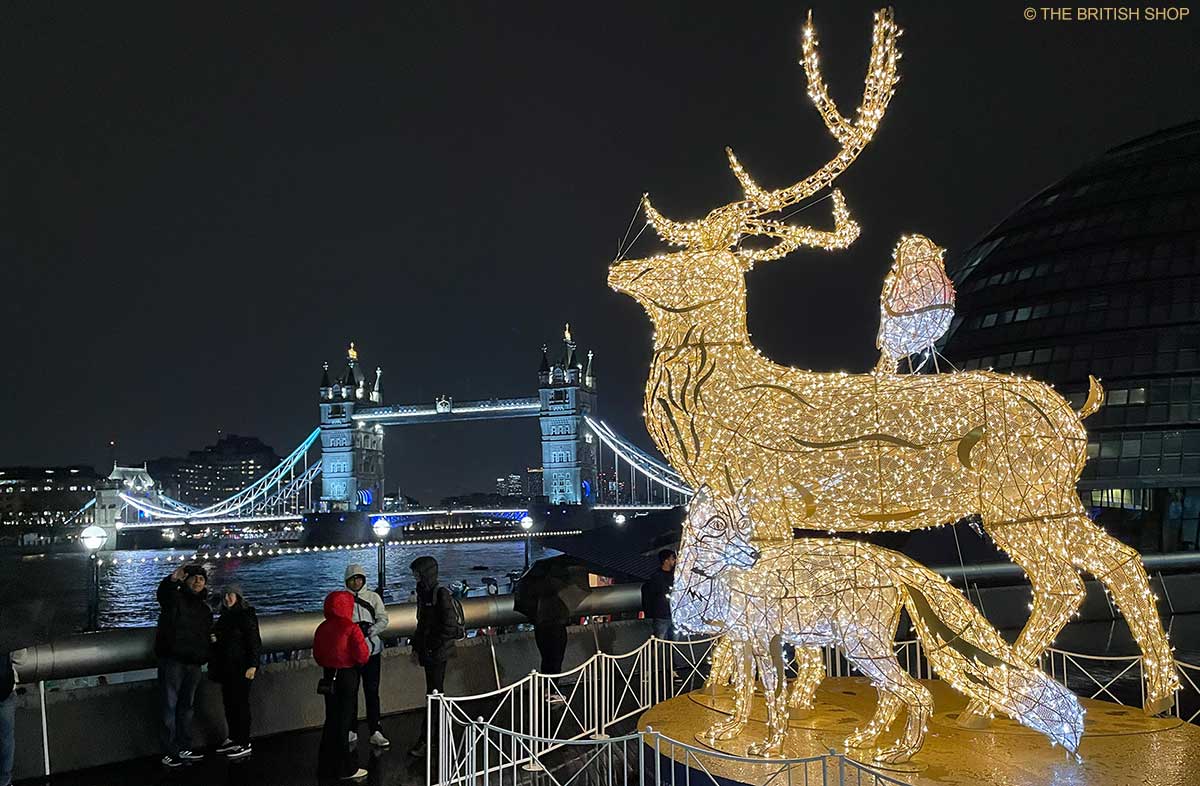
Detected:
left=20, top=710, right=431, bottom=786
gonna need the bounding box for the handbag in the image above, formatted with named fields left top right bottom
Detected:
left=317, top=667, right=336, bottom=696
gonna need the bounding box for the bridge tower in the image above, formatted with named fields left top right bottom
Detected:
left=318, top=343, right=385, bottom=512
left=538, top=324, right=598, bottom=505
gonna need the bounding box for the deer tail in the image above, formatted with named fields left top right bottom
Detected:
left=1077, top=375, right=1104, bottom=420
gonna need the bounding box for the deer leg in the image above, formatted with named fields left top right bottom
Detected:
left=962, top=519, right=1088, bottom=728
left=1061, top=512, right=1179, bottom=713
left=702, top=639, right=753, bottom=741
left=748, top=635, right=790, bottom=757
left=787, top=647, right=825, bottom=710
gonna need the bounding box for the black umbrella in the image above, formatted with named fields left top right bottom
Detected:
left=513, top=555, right=592, bottom=624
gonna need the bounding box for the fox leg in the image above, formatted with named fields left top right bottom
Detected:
left=1061, top=512, right=1179, bottom=713
left=702, top=639, right=754, bottom=741
left=847, top=650, right=932, bottom=764
left=845, top=692, right=902, bottom=750
left=705, top=636, right=736, bottom=693
left=787, top=647, right=825, bottom=709
left=748, top=635, right=790, bottom=757
left=963, top=518, right=1086, bottom=727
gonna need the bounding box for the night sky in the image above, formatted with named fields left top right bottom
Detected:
left=3, top=2, right=1196, bottom=503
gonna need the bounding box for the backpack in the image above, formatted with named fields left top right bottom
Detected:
left=442, top=588, right=466, bottom=641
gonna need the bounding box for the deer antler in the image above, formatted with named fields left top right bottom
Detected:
left=736, top=190, right=860, bottom=265
left=729, top=8, right=901, bottom=214
left=641, top=193, right=704, bottom=247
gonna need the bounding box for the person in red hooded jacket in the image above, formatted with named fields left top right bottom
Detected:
left=314, top=590, right=370, bottom=781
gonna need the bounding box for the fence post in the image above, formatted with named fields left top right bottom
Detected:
left=592, top=655, right=610, bottom=739
left=426, top=691, right=433, bottom=786
left=481, top=716, right=489, bottom=786
left=522, top=673, right=544, bottom=772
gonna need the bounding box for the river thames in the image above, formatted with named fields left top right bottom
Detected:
left=2, top=540, right=550, bottom=645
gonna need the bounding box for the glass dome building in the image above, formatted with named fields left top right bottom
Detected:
left=943, top=121, right=1200, bottom=551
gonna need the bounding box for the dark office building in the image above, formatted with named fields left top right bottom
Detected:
left=943, top=121, right=1200, bottom=550
left=0, top=466, right=100, bottom=533
left=147, top=433, right=281, bottom=507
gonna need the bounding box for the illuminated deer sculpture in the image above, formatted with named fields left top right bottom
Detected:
left=608, top=6, right=1177, bottom=736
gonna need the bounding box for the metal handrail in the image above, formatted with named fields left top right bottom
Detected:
left=13, top=582, right=643, bottom=683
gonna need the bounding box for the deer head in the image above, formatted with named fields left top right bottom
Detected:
left=609, top=8, right=901, bottom=323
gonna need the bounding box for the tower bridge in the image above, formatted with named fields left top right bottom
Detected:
left=317, top=325, right=598, bottom=511
left=85, top=325, right=691, bottom=548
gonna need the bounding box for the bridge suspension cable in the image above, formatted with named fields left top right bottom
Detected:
left=584, top=417, right=694, bottom=504
left=119, top=428, right=322, bottom=521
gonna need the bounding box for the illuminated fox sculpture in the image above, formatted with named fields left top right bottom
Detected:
left=608, top=6, right=1177, bottom=728
left=675, top=491, right=1085, bottom=762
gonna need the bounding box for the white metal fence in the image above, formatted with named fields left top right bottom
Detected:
left=438, top=721, right=910, bottom=786
left=430, top=633, right=1200, bottom=786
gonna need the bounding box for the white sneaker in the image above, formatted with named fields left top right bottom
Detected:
left=342, top=768, right=369, bottom=781
left=215, top=738, right=239, bottom=754
left=369, top=730, right=390, bottom=748
left=547, top=694, right=566, bottom=705
left=225, top=743, right=253, bottom=760
left=348, top=730, right=358, bottom=744
left=178, top=749, right=204, bottom=762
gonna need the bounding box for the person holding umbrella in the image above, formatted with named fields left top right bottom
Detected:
left=514, top=556, right=592, bottom=702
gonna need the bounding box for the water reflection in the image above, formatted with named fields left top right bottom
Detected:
left=3, top=541, right=545, bottom=637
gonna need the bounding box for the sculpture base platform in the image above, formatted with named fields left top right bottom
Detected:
left=638, top=677, right=1200, bottom=785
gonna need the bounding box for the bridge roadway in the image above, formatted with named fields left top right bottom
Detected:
left=352, top=396, right=541, bottom=425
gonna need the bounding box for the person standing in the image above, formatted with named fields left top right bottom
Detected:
left=408, top=556, right=459, bottom=758
left=0, top=652, right=15, bottom=786
left=156, top=564, right=213, bottom=767
left=641, top=549, right=677, bottom=641
left=209, top=585, right=261, bottom=760
left=314, top=590, right=370, bottom=782
left=343, top=564, right=390, bottom=748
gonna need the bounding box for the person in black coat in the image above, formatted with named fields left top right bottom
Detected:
left=155, top=564, right=213, bottom=767
left=408, top=556, right=459, bottom=757
left=208, top=585, right=261, bottom=759
left=641, top=549, right=677, bottom=640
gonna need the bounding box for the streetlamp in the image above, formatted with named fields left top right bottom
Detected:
left=520, top=515, right=534, bottom=569
left=372, top=518, right=391, bottom=597
left=80, top=524, right=108, bottom=631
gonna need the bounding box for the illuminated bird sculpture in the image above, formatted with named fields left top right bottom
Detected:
left=674, top=491, right=1085, bottom=762
left=607, top=6, right=1177, bottom=730
left=875, top=234, right=955, bottom=373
